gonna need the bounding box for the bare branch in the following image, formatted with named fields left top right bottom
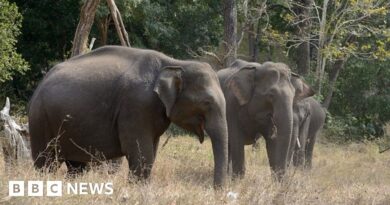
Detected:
left=106, top=0, right=131, bottom=47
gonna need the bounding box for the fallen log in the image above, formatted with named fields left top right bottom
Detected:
left=0, top=97, right=30, bottom=167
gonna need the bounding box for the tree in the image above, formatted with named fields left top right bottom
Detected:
left=330, top=59, right=390, bottom=139
left=10, top=0, right=80, bottom=99
left=106, top=0, right=130, bottom=47
left=223, top=0, right=238, bottom=67
left=0, top=0, right=28, bottom=83
left=280, top=0, right=389, bottom=105
left=312, top=0, right=390, bottom=107
left=292, top=0, right=311, bottom=75
left=71, top=0, right=130, bottom=57
left=245, top=0, right=267, bottom=62
left=71, top=0, right=101, bottom=57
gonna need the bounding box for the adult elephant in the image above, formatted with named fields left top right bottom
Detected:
left=289, top=95, right=326, bottom=169
left=217, top=59, right=313, bottom=180
left=28, top=46, right=228, bottom=187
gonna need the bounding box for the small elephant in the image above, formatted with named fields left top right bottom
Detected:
left=217, top=59, right=313, bottom=180
left=28, top=46, right=228, bottom=187
left=289, top=96, right=326, bottom=169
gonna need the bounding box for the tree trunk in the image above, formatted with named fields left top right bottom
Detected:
left=97, top=15, right=110, bottom=46
left=315, top=0, right=329, bottom=95
left=71, top=0, right=101, bottom=57
left=106, top=0, right=130, bottom=47
left=223, top=0, right=237, bottom=67
left=253, top=19, right=262, bottom=62
left=294, top=0, right=311, bottom=76
left=322, top=59, right=346, bottom=109
left=248, top=19, right=261, bottom=63
left=248, top=23, right=255, bottom=61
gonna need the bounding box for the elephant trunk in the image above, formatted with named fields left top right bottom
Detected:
left=266, top=97, right=293, bottom=181
left=205, top=110, right=228, bottom=188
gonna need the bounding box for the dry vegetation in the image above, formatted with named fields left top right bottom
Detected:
left=1, top=134, right=390, bottom=205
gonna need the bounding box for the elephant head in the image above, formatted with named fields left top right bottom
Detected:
left=287, top=74, right=315, bottom=166
left=291, top=73, right=315, bottom=102
left=154, top=63, right=228, bottom=187
left=226, top=61, right=313, bottom=180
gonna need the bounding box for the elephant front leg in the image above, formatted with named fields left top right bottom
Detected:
left=230, top=141, right=245, bottom=179
left=292, top=145, right=305, bottom=167
left=65, top=160, right=88, bottom=177
left=294, top=116, right=310, bottom=167
left=125, top=137, right=155, bottom=181
left=292, top=134, right=307, bottom=167
left=304, top=133, right=317, bottom=169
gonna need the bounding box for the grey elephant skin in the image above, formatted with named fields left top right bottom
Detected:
left=289, top=96, right=326, bottom=169
left=28, top=46, right=228, bottom=187
left=217, top=59, right=313, bottom=180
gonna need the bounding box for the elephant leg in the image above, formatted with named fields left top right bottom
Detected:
left=304, top=133, right=317, bottom=169
left=31, top=120, right=62, bottom=173
left=293, top=134, right=307, bottom=167
left=107, top=157, right=123, bottom=174
left=153, top=136, right=160, bottom=160
left=292, top=145, right=304, bottom=167
left=33, top=149, right=63, bottom=173
left=228, top=123, right=246, bottom=179
left=231, top=142, right=245, bottom=179
left=293, top=115, right=310, bottom=167
left=287, top=117, right=299, bottom=167
left=292, top=131, right=306, bottom=167
left=125, top=139, right=155, bottom=180
left=65, top=160, right=88, bottom=177
left=127, top=145, right=154, bottom=179
left=227, top=143, right=232, bottom=175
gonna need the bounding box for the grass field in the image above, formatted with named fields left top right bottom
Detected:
left=1, top=134, right=390, bottom=205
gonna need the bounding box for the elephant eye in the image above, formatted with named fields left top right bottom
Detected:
left=199, top=100, right=213, bottom=111
left=203, top=100, right=212, bottom=106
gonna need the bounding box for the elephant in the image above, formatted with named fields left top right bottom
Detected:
left=288, top=96, right=326, bottom=169
left=217, top=59, right=314, bottom=180
left=28, top=46, right=228, bottom=187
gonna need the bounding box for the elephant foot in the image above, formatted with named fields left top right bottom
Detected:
left=270, top=168, right=288, bottom=183
left=303, top=162, right=313, bottom=170
left=231, top=170, right=245, bottom=181
left=107, top=158, right=123, bottom=174
left=127, top=163, right=153, bottom=184
left=127, top=171, right=151, bottom=184
left=65, top=160, right=88, bottom=178
left=33, top=152, right=62, bottom=174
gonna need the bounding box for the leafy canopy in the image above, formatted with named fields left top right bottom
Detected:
left=0, top=0, right=28, bottom=82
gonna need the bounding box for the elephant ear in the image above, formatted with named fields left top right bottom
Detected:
left=153, top=66, right=184, bottom=118
left=226, top=66, right=256, bottom=105
left=256, top=67, right=280, bottom=95
left=291, top=74, right=315, bottom=100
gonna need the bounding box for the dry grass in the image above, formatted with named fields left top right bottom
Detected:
left=1, top=135, right=390, bottom=205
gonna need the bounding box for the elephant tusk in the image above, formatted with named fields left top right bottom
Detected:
left=270, top=115, right=277, bottom=139
left=296, top=137, right=301, bottom=149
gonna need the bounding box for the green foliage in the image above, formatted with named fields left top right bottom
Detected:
left=5, top=0, right=80, bottom=100
left=125, top=0, right=223, bottom=58
left=6, top=0, right=222, bottom=102
left=0, top=0, right=28, bottom=83
left=328, top=59, right=390, bottom=140
left=1, top=0, right=388, bottom=143
left=165, top=124, right=194, bottom=137
left=321, top=0, right=390, bottom=61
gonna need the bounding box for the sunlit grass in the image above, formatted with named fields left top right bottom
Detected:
left=1, top=134, right=390, bottom=204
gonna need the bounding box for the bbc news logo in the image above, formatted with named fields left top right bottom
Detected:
left=9, top=181, right=113, bottom=196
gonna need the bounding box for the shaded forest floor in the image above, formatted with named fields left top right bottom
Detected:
left=1, top=135, right=390, bottom=204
